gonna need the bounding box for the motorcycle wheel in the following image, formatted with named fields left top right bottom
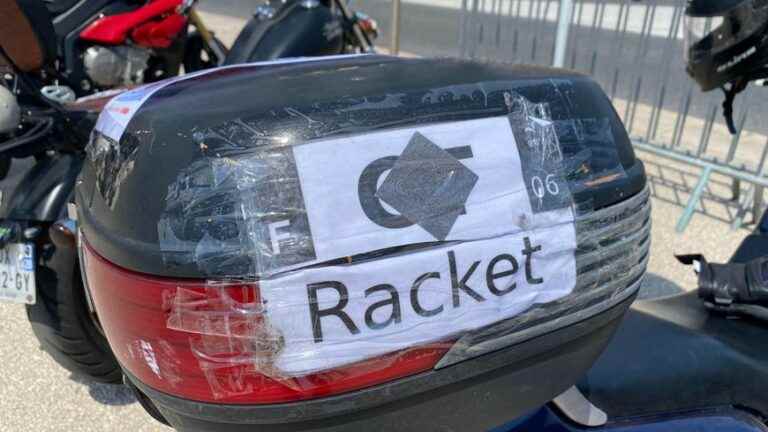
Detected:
left=26, top=241, right=122, bottom=384
left=183, top=32, right=227, bottom=73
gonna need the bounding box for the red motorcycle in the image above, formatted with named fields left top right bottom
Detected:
left=9, top=0, right=225, bottom=101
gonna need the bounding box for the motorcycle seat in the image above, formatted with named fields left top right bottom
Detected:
left=730, top=233, right=768, bottom=264
left=0, top=0, right=56, bottom=72
left=579, top=291, right=768, bottom=419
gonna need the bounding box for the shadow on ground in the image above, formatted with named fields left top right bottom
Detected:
left=643, top=157, right=759, bottom=230
left=638, top=273, right=686, bottom=300
left=70, top=375, right=136, bottom=407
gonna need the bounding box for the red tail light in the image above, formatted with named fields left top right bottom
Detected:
left=81, top=239, right=448, bottom=404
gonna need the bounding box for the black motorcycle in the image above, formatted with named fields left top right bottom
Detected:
left=0, top=0, right=376, bottom=384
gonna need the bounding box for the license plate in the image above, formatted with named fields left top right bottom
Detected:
left=0, top=243, right=36, bottom=305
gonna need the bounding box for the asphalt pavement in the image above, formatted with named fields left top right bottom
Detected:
left=0, top=2, right=756, bottom=431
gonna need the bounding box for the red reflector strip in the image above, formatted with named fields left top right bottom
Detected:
left=81, top=240, right=449, bottom=404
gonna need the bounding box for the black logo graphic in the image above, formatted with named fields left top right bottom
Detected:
left=358, top=132, right=479, bottom=240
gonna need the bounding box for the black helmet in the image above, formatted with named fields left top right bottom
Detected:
left=685, top=0, right=768, bottom=91
left=685, top=0, right=768, bottom=132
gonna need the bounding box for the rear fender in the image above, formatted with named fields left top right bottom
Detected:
left=3, top=154, right=83, bottom=222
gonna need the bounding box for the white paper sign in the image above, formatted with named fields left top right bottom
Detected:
left=260, top=220, right=576, bottom=376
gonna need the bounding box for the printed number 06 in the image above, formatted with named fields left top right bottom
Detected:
left=531, top=174, right=560, bottom=199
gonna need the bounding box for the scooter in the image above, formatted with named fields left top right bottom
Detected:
left=501, top=215, right=768, bottom=431
left=0, top=0, right=376, bottom=384
left=489, top=223, right=768, bottom=431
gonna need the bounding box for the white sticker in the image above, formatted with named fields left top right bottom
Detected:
left=260, top=221, right=576, bottom=376
left=95, top=79, right=172, bottom=141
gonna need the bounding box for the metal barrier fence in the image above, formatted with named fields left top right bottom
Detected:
left=374, top=0, right=768, bottom=232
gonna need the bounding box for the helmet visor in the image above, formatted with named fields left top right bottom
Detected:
left=684, top=2, right=768, bottom=63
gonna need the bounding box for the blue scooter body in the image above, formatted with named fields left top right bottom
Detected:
left=499, top=406, right=767, bottom=432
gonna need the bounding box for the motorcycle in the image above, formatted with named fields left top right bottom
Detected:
left=0, top=0, right=376, bottom=384
left=0, top=0, right=227, bottom=180
left=10, top=0, right=226, bottom=102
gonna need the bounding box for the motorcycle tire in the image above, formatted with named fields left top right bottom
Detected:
left=26, top=242, right=122, bottom=384
left=183, top=32, right=227, bottom=73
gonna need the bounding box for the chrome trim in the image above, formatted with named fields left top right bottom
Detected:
left=576, top=187, right=651, bottom=246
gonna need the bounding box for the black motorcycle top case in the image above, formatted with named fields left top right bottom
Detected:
left=76, top=56, right=649, bottom=432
